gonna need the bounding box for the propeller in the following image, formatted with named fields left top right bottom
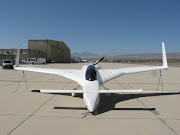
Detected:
left=93, top=57, right=104, bottom=65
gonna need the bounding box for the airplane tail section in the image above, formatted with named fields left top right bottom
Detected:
left=31, top=89, right=176, bottom=94
left=31, top=89, right=84, bottom=93
left=98, top=89, right=142, bottom=93
left=15, top=43, right=21, bottom=67
left=31, top=89, right=143, bottom=94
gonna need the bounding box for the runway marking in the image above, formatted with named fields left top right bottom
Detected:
left=151, top=110, right=160, bottom=115
left=7, top=78, right=74, bottom=135
left=133, top=94, right=178, bottom=135
left=81, top=112, right=93, bottom=118
left=114, top=77, right=179, bottom=135
left=7, top=94, right=56, bottom=135
left=2, top=112, right=180, bottom=120
left=0, top=73, right=50, bottom=91
left=0, top=82, right=17, bottom=88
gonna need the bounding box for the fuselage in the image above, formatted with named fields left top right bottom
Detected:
left=82, top=64, right=101, bottom=112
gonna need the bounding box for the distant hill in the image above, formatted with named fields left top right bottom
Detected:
left=71, top=52, right=99, bottom=58
left=71, top=52, right=180, bottom=59
left=118, top=53, right=180, bottom=58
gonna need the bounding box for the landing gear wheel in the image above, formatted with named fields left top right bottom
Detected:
left=71, top=93, right=77, bottom=97
left=105, top=88, right=111, bottom=96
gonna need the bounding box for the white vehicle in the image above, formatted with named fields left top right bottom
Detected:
left=81, top=60, right=88, bottom=62
left=2, top=59, right=13, bottom=69
left=15, top=42, right=168, bottom=113
left=22, top=58, right=46, bottom=64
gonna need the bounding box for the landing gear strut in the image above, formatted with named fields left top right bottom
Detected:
left=71, top=88, right=77, bottom=97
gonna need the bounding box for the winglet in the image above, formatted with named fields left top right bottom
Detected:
left=162, top=42, right=168, bottom=69
left=15, top=43, right=21, bottom=67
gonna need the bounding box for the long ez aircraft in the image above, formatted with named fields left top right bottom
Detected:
left=15, top=42, right=168, bottom=112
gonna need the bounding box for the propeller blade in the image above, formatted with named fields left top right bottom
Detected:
left=93, top=57, right=104, bottom=65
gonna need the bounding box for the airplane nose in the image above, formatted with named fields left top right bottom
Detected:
left=84, top=92, right=99, bottom=113
left=88, top=105, right=95, bottom=112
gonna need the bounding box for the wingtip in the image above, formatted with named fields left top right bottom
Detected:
left=162, top=42, right=168, bottom=69
left=15, top=43, right=21, bottom=67
left=31, top=90, right=40, bottom=93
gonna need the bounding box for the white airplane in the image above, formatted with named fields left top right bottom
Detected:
left=14, top=42, right=168, bottom=112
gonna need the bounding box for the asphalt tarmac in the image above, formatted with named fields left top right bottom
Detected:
left=0, top=63, right=180, bottom=135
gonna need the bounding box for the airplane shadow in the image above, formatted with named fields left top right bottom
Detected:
left=32, top=90, right=180, bottom=115
left=96, top=92, right=180, bottom=115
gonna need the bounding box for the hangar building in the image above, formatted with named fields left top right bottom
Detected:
left=28, top=40, right=71, bottom=63
left=0, top=40, right=71, bottom=65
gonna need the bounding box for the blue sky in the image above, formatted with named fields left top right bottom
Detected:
left=0, top=0, right=179, bottom=55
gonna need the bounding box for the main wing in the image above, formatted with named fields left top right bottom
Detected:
left=14, top=44, right=84, bottom=85
left=14, top=66, right=84, bottom=85
left=98, top=42, right=168, bottom=84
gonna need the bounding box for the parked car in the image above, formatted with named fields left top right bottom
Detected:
left=2, top=59, right=13, bottom=69
left=50, top=59, right=55, bottom=63
left=22, top=58, right=46, bottom=64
